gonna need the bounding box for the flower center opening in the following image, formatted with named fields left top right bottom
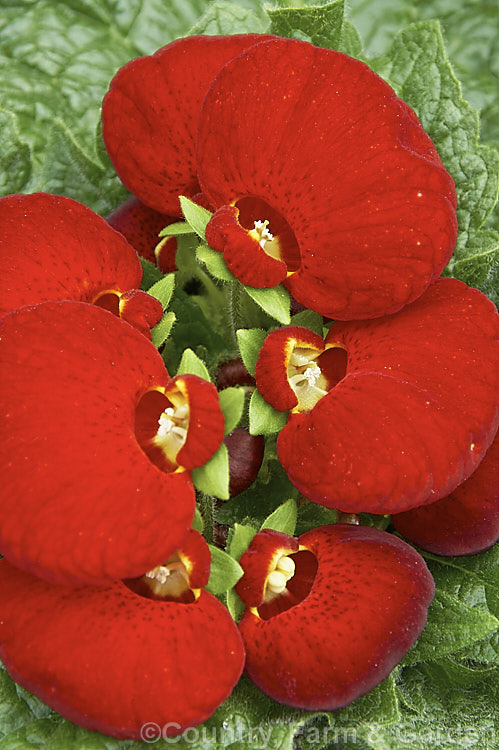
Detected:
left=124, top=554, right=196, bottom=604
left=257, top=549, right=318, bottom=620
left=135, top=389, right=189, bottom=473
left=288, top=344, right=348, bottom=413
left=235, top=196, right=301, bottom=272
left=92, top=290, right=120, bottom=316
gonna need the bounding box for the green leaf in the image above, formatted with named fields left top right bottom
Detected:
left=290, top=309, right=324, bottom=336
left=228, top=523, right=258, bottom=562
left=236, top=328, right=267, bottom=377
left=0, top=108, right=32, bottom=195
left=206, top=545, right=244, bottom=595
left=42, top=119, right=128, bottom=216
left=150, top=311, right=176, bottom=349
left=295, top=503, right=338, bottom=536
left=192, top=507, right=204, bottom=533
left=249, top=390, right=288, bottom=436
left=190, top=0, right=269, bottom=35
left=196, top=243, right=234, bottom=282
left=261, top=499, right=298, bottom=536
left=403, top=589, right=499, bottom=666
left=243, top=285, right=291, bottom=325
left=146, top=273, right=175, bottom=310
left=139, top=256, right=163, bottom=290
left=159, top=221, right=195, bottom=237
left=218, top=387, right=245, bottom=435
left=176, top=348, right=211, bottom=381
left=179, top=195, right=213, bottom=241
left=267, top=0, right=345, bottom=50
left=379, top=21, right=499, bottom=298
left=191, top=443, right=230, bottom=500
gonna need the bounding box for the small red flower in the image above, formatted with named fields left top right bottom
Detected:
left=0, top=193, right=162, bottom=336
left=102, top=34, right=272, bottom=216
left=0, top=301, right=223, bottom=584
left=259, top=279, right=499, bottom=514
left=392, top=432, right=499, bottom=556
left=107, top=195, right=178, bottom=273
left=103, top=36, right=457, bottom=320
left=0, top=530, right=245, bottom=739
left=236, top=525, right=434, bottom=710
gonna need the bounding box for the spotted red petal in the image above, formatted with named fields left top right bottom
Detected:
left=107, top=195, right=177, bottom=268
left=0, top=301, right=195, bottom=584
left=102, top=35, right=273, bottom=215
left=392, top=432, right=499, bottom=556
left=239, top=525, right=434, bottom=710
left=255, top=326, right=326, bottom=411
left=0, top=558, right=245, bottom=739
left=198, top=38, right=457, bottom=319
left=235, top=529, right=299, bottom=607
left=0, top=193, right=143, bottom=319
left=168, top=374, right=225, bottom=471
left=277, top=279, right=499, bottom=514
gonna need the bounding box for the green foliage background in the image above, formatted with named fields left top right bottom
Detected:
left=0, top=1, right=498, bottom=748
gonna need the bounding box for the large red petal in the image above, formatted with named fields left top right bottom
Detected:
left=198, top=39, right=457, bottom=319
left=0, top=193, right=143, bottom=318
left=277, top=279, right=498, bottom=514
left=102, top=35, right=273, bottom=215
left=0, top=560, right=245, bottom=739
left=239, top=524, right=434, bottom=710
left=392, top=432, right=499, bottom=556
left=0, top=301, right=195, bottom=584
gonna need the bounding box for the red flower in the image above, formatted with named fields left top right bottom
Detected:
left=236, top=526, right=434, bottom=710
left=0, top=301, right=224, bottom=584
left=255, top=279, right=499, bottom=514
left=392, top=432, right=499, bottom=556
left=107, top=195, right=179, bottom=273
left=103, top=36, right=457, bottom=320
left=0, top=530, right=245, bottom=739
left=0, top=193, right=162, bottom=337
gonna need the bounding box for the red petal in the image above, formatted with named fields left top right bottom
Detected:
left=102, top=35, right=273, bottom=215
left=277, top=279, right=499, bottom=514
left=198, top=39, right=457, bottom=318
left=178, top=529, right=211, bottom=589
left=236, top=529, right=299, bottom=607
left=0, top=193, right=143, bottom=319
left=119, top=289, right=163, bottom=339
left=392, top=432, right=499, bottom=556
left=169, top=374, right=225, bottom=471
left=239, top=524, right=434, bottom=710
left=206, top=205, right=287, bottom=287
left=106, top=195, right=176, bottom=266
left=255, top=326, right=325, bottom=411
left=0, top=560, right=245, bottom=739
left=0, top=301, right=195, bottom=584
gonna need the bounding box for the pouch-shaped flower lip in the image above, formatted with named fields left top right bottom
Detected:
left=0, top=543, right=245, bottom=740
left=277, top=278, right=499, bottom=515
left=392, top=432, right=499, bottom=556
left=102, top=34, right=274, bottom=216
left=198, top=37, right=457, bottom=319
left=0, top=192, right=162, bottom=335
left=238, top=525, right=435, bottom=711
left=135, top=374, right=225, bottom=473
left=0, top=300, right=196, bottom=585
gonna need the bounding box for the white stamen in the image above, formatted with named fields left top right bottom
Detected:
left=277, top=556, right=295, bottom=577
left=251, top=219, right=274, bottom=249
left=145, top=565, right=171, bottom=585
left=267, top=570, right=288, bottom=594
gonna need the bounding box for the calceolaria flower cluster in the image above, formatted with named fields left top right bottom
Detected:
left=0, top=32, right=498, bottom=741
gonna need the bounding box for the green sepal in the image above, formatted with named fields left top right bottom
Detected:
left=236, top=328, right=267, bottom=377
left=196, top=243, right=234, bottom=282
left=290, top=309, right=325, bottom=336
left=191, top=443, right=230, bottom=500
left=159, top=221, right=195, bottom=237
left=243, top=285, right=291, bottom=325
left=218, top=387, right=245, bottom=435
left=139, top=257, right=163, bottom=291
left=179, top=195, right=213, bottom=241
left=206, top=544, right=244, bottom=595
left=176, top=348, right=211, bottom=381
left=260, top=499, right=298, bottom=536
left=146, top=273, right=175, bottom=310
left=249, top=390, right=288, bottom=436
left=150, top=311, right=176, bottom=349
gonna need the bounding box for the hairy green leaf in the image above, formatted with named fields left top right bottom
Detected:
left=236, top=328, right=267, bottom=377
left=150, top=311, right=176, bottom=349
left=146, top=273, right=175, bottom=310
left=180, top=196, right=213, bottom=241
left=190, top=0, right=268, bottom=35
left=218, top=387, right=245, bottom=435
left=268, top=0, right=344, bottom=50
left=261, top=499, right=298, bottom=536
left=206, top=545, right=244, bottom=595
left=249, top=390, right=288, bottom=436
left=196, top=244, right=234, bottom=282
left=244, top=285, right=291, bottom=325
left=191, top=443, right=230, bottom=500
left=176, top=348, right=211, bottom=381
